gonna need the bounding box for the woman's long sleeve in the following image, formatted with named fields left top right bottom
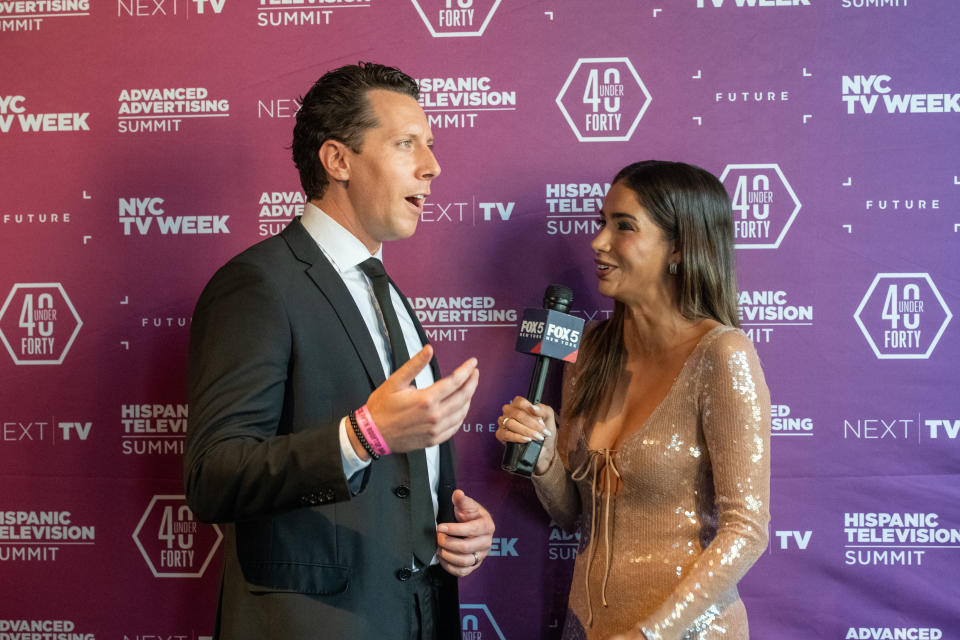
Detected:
left=637, top=330, right=771, bottom=639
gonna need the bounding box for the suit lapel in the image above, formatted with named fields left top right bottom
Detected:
left=281, top=219, right=386, bottom=389
left=283, top=219, right=458, bottom=531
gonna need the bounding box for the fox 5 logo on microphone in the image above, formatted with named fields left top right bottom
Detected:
left=516, top=309, right=584, bottom=360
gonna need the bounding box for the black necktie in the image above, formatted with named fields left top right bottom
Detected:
left=358, top=258, right=410, bottom=370
left=358, top=257, right=436, bottom=566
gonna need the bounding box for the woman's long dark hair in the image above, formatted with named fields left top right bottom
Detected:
left=566, top=160, right=739, bottom=423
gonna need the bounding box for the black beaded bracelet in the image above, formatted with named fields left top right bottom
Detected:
left=349, top=410, right=380, bottom=460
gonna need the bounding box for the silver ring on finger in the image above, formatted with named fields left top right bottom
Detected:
left=472, top=551, right=480, bottom=566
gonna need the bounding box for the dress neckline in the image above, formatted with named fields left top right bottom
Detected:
left=580, top=324, right=732, bottom=453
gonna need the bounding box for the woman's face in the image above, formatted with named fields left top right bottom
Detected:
left=590, top=181, right=677, bottom=306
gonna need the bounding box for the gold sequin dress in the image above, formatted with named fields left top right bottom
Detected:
left=532, top=326, right=771, bottom=640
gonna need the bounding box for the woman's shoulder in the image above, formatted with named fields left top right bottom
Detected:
left=697, top=324, right=761, bottom=366
left=703, top=324, right=752, bottom=348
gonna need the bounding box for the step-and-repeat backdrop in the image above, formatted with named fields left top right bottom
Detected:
left=2, top=1, right=958, bottom=638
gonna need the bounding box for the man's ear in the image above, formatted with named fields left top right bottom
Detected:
left=318, top=140, right=351, bottom=182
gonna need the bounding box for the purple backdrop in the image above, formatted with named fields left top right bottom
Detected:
left=2, top=1, right=958, bottom=638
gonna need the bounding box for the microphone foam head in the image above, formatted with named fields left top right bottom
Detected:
left=543, top=284, right=573, bottom=312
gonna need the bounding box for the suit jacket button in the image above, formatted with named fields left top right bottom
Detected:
left=396, top=567, right=413, bottom=582
left=394, top=485, right=410, bottom=499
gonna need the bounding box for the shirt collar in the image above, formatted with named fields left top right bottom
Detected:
left=300, top=201, right=382, bottom=272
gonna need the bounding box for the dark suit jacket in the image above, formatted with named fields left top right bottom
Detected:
left=184, top=219, right=459, bottom=639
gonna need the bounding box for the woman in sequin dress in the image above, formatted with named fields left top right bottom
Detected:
left=496, top=161, right=770, bottom=640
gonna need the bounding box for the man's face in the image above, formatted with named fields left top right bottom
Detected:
left=342, top=89, right=440, bottom=251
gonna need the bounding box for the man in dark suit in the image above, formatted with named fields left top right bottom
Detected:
left=184, top=62, right=494, bottom=640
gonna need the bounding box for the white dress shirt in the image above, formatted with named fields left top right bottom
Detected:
left=299, top=203, right=440, bottom=522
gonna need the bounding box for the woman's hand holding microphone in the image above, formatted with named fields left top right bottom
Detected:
left=495, top=396, right=558, bottom=476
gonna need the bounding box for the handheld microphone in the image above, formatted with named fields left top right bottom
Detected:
left=501, top=284, right=584, bottom=477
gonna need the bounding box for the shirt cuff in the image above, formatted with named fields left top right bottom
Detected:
left=339, top=415, right=372, bottom=480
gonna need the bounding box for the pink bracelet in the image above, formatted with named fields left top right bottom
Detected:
left=355, top=404, right=391, bottom=457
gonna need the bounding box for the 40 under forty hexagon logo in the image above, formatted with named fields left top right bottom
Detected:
left=461, top=604, right=505, bottom=640
left=133, top=495, right=223, bottom=578
left=719, top=164, right=801, bottom=249
left=0, top=283, right=82, bottom=365
left=854, top=273, right=952, bottom=360
left=411, top=0, right=500, bottom=37
left=556, top=57, right=652, bottom=142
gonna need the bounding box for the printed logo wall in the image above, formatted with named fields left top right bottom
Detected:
left=1, top=1, right=957, bottom=638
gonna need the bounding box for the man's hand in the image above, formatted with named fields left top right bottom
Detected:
left=436, top=490, right=494, bottom=578
left=365, top=345, right=479, bottom=454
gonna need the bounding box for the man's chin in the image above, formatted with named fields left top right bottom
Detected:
left=389, top=219, right=419, bottom=241
left=396, top=216, right=420, bottom=240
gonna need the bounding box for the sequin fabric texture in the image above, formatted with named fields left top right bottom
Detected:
left=532, top=326, right=771, bottom=640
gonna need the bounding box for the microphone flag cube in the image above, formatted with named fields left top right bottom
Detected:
left=515, top=308, right=585, bottom=362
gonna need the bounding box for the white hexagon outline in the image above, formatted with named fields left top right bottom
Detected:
left=0, top=282, right=82, bottom=365
left=719, top=163, right=801, bottom=250
left=410, top=0, right=501, bottom=38
left=853, top=272, right=953, bottom=360
left=460, top=604, right=505, bottom=640
left=132, top=494, right=223, bottom=578
left=555, top=57, right=652, bottom=143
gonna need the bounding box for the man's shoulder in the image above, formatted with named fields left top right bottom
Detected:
left=229, top=230, right=291, bottom=265
left=198, top=224, right=303, bottom=293
left=226, top=219, right=319, bottom=269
